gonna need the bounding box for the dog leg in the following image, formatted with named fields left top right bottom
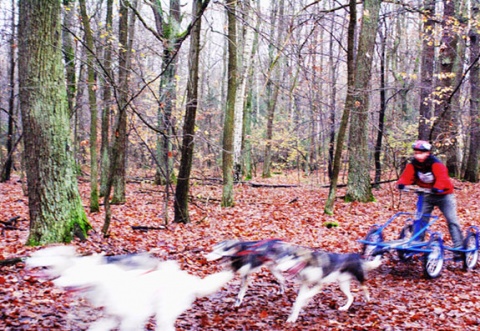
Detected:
left=118, top=316, right=149, bottom=331
left=287, top=284, right=322, bottom=323
left=337, top=280, right=354, bottom=311
left=269, top=266, right=285, bottom=294
left=361, top=284, right=370, bottom=302
left=235, top=274, right=249, bottom=307
left=87, top=317, right=118, bottom=331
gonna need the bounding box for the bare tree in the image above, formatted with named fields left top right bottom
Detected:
left=233, top=0, right=257, bottom=181
left=324, top=0, right=357, bottom=214
left=222, top=0, right=237, bottom=207
left=464, top=4, right=480, bottom=182
left=1, top=0, right=16, bottom=183
left=150, top=0, right=182, bottom=186
left=174, top=0, right=211, bottom=223
left=79, top=0, right=99, bottom=212
left=418, top=0, right=435, bottom=140
left=431, top=0, right=460, bottom=175
left=111, top=0, right=138, bottom=204
left=345, top=0, right=381, bottom=203
left=262, top=0, right=285, bottom=178
left=100, top=0, right=114, bottom=197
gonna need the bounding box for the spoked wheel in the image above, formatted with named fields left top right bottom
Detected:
left=463, top=232, right=479, bottom=270
left=423, top=237, right=444, bottom=279
left=362, top=228, right=383, bottom=261
left=398, top=224, right=413, bottom=261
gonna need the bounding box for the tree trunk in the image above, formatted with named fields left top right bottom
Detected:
left=262, top=0, right=284, bottom=178
left=1, top=0, right=16, bottom=183
left=431, top=0, right=459, bottom=175
left=418, top=0, right=436, bottom=140
left=464, top=7, right=480, bottom=182
left=222, top=0, right=237, bottom=207
left=374, top=25, right=387, bottom=186
left=18, top=0, right=90, bottom=245
left=324, top=0, right=357, bottom=214
left=174, top=0, right=206, bottom=223
left=233, top=0, right=256, bottom=182
left=62, top=0, right=77, bottom=119
left=79, top=0, right=99, bottom=212
left=99, top=0, right=113, bottom=197
left=327, top=18, right=338, bottom=180
left=152, top=0, right=180, bottom=187
left=345, top=0, right=381, bottom=203
left=111, top=1, right=131, bottom=205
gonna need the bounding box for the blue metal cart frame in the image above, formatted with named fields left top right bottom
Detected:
left=358, top=187, right=479, bottom=278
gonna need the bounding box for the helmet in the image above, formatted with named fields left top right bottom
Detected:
left=412, top=140, right=432, bottom=151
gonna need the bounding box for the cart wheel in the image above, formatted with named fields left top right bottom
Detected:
left=398, top=224, right=413, bottom=261
left=463, top=232, right=478, bottom=270
left=423, top=237, right=444, bottom=278
left=362, top=228, right=383, bottom=261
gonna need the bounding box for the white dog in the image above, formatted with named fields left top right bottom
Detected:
left=27, top=246, right=233, bottom=331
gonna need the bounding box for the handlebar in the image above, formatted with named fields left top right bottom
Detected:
left=400, top=185, right=432, bottom=194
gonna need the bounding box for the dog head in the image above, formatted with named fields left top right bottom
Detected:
left=26, top=245, right=78, bottom=278
left=205, top=240, right=241, bottom=261
left=276, top=246, right=313, bottom=274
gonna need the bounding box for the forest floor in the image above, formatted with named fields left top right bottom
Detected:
left=1, top=172, right=480, bottom=330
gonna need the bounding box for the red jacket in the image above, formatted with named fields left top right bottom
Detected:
left=397, top=155, right=454, bottom=195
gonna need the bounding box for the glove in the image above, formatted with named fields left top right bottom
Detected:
left=431, top=188, right=444, bottom=194
left=397, top=184, right=405, bottom=190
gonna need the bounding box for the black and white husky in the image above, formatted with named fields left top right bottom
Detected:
left=277, top=246, right=382, bottom=323
left=206, top=239, right=292, bottom=306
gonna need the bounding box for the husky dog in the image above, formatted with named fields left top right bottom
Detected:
left=206, top=239, right=292, bottom=306
left=277, top=246, right=382, bottom=323
left=27, top=246, right=233, bottom=331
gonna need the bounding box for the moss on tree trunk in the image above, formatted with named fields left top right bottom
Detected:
left=19, top=0, right=91, bottom=245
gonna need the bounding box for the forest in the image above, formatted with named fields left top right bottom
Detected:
left=1, top=1, right=480, bottom=330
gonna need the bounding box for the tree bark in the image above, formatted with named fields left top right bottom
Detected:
left=62, top=0, right=77, bottom=119
left=374, top=24, right=387, bottom=186
left=431, top=0, right=459, bottom=175
left=174, top=0, right=206, bottom=223
left=418, top=0, right=436, bottom=140
left=345, top=0, right=381, bottom=203
left=111, top=1, right=132, bottom=204
left=233, top=0, right=256, bottom=182
left=1, top=0, right=16, bottom=182
left=324, top=0, right=357, bottom=214
left=464, top=6, right=480, bottom=182
left=222, top=0, right=237, bottom=207
left=100, top=0, right=113, bottom=197
left=18, top=0, right=90, bottom=245
left=79, top=0, right=99, bottom=212
left=262, top=0, right=284, bottom=178
left=152, top=0, right=182, bottom=187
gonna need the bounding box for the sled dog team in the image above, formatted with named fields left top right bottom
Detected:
left=26, top=239, right=381, bottom=330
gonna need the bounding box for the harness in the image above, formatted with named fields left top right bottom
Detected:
left=411, top=155, right=438, bottom=184
left=231, top=239, right=282, bottom=257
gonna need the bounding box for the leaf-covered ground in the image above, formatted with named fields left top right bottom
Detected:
left=1, top=174, right=480, bottom=330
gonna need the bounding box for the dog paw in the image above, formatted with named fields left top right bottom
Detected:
left=286, top=316, right=298, bottom=323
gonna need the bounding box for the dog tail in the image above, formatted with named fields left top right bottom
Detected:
left=362, top=255, right=382, bottom=272
left=195, top=270, right=234, bottom=297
